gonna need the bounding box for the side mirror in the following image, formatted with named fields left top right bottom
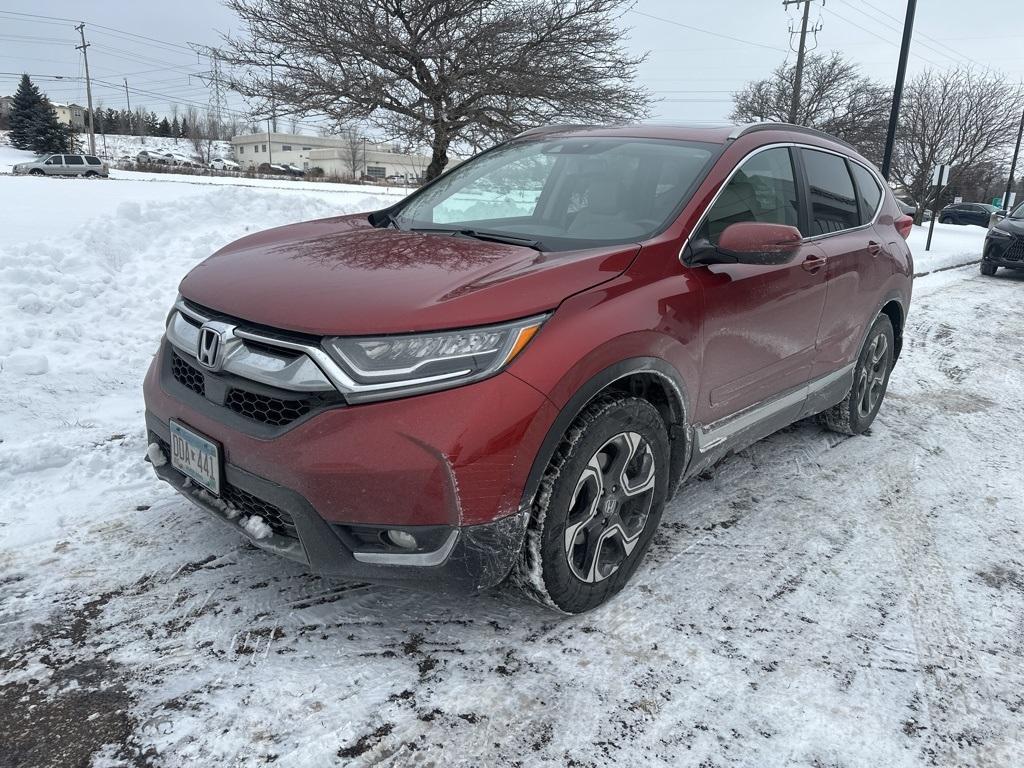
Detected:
left=690, top=222, right=804, bottom=266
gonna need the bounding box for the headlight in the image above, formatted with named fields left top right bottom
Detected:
left=988, top=227, right=1012, bottom=240
left=323, top=315, right=546, bottom=402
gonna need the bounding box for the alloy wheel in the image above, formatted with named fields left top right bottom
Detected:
left=563, top=432, right=657, bottom=583
left=856, top=332, right=890, bottom=419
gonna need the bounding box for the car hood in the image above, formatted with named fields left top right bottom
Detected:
left=178, top=214, right=641, bottom=336
left=994, top=217, right=1024, bottom=236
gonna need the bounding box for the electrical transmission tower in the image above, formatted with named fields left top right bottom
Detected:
left=189, top=45, right=230, bottom=139
left=782, top=0, right=823, bottom=125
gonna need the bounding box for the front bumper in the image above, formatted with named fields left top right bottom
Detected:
left=984, top=237, right=1024, bottom=268
left=146, top=422, right=528, bottom=592
left=142, top=338, right=558, bottom=590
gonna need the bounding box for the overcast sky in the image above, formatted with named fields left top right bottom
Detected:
left=1, top=0, right=1021, bottom=133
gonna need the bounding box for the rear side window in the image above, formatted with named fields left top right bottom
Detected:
left=64, top=155, right=85, bottom=165
left=802, top=149, right=859, bottom=235
left=702, top=147, right=800, bottom=243
left=849, top=163, right=882, bottom=223
left=85, top=155, right=101, bottom=165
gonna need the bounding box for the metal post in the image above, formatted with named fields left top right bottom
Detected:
left=784, top=0, right=812, bottom=124
left=74, top=23, right=96, bottom=154
left=1003, top=106, right=1024, bottom=211
left=881, top=0, right=917, bottom=180
left=267, top=119, right=273, bottom=164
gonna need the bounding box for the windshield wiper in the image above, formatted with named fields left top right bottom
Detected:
left=411, top=227, right=542, bottom=250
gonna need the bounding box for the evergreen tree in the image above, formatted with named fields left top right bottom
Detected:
left=8, top=75, right=73, bottom=153
left=104, top=107, right=119, bottom=134
left=179, top=117, right=189, bottom=138
left=32, top=102, right=75, bottom=154
left=158, top=116, right=172, bottom=137
left=146, top=111, right=159, bottom=134
left=171, top=116, right=180, bottom=137
left=9, top=74, right=45, bottom=150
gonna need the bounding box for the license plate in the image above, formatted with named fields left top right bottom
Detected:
left=169, top=420, right=221, bottom=495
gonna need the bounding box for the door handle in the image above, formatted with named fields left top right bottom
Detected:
left=801, top=255, right=826, bottom=273
left=867, top=241, right=882, bottom=256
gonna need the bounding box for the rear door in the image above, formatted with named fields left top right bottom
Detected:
left=801, top=148, right=888, bottom=378
left=690, top=146, right=828, bottom=424
left=62, top=155, right=86, bottom=175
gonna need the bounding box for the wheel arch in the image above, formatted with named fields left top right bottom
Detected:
left=519, top=358, right=691, bottom=515
left=879, top=298, right=905, bottom=362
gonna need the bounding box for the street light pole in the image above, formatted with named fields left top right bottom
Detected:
left=1003, top=106, right=1024, bottom=211
left=880, top=0, right=917, bottom=181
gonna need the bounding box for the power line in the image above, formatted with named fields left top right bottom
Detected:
left=627, top=9, right=788, bottom=53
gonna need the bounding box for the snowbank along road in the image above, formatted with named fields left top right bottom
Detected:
left=1, top=154, right=1023, bottom=767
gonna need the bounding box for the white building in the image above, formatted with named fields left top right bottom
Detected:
left=51, top=102, right=85, bottom=129
left=230, top=132, right=438, bottom=180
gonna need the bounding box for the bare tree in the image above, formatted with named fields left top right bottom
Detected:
left=732, top=52, right=890, bottom=163
left=892, top=69, right=1024, bottom=219
left=219, top=0, right=651, bottom=180
left=336, top=126, right=364, bottom=180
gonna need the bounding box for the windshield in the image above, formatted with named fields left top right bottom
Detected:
left=394, top=137, right=718, bottom=250
left=1011, top=202, right=1024, bottom=219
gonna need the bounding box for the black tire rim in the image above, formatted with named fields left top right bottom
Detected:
left=856, top=331, right=891, bottom=419
left=563, top=431, right=656, bottom=583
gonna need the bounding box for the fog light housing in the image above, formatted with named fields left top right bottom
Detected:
left=386, top=530, right=418, bottom=550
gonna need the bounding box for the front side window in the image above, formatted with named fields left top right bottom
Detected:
left=44, top=155, right=60, bottom=165
left=700, top=147, right=799, bottom=244
left=802, top=149, right=859, bottom=235
left=849, top=162, right=882, bottom=223
left=395, top=137, right=716, bottom=250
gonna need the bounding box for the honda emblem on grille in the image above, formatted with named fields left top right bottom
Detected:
left=196, top=325, right=223, bottom=370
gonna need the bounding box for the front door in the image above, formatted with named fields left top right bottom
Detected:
left=689, top=146, right=827, bottom=426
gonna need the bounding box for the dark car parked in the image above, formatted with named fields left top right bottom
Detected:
left=939, top=202, right=998, bottom=227
left=981, top=202, right=1024, bottom=275
left=144, top=122, right=913, bottom=613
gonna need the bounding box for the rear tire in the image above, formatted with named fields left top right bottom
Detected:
left=980, top=260, right=998, bottom=276
left=84, top=171, right=98, bottom=178
left=820, top=315, right=895, bottom=436
left=513, top=395, right=670, bottom=614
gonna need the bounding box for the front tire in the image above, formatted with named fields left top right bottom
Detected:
left=29, top=169, right=44, bottom=176
left=514, top=395, right=670, bottom=613
left=980, top=260, right=998, bottom=276
left=820, top=315, right=895, bottom=435
left=940, top=216, right=954, bottom=224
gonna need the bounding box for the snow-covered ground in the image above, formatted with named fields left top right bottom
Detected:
left=2, top=142, right=1022, bottom=767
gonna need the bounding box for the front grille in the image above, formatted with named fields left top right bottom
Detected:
left=221, top=483, right=298, bottom=539
left=1005, top=235, right=1024, bottom=262
left=169, top=348, right=337, bottom=428
left=224, top=388, right=317, bottom=426
left=171, top=351, right=205, bottom=395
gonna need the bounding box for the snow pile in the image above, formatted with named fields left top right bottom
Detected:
left=906, top=221, right=986, bottom=275
left=145, top=442, right=167, bottom=468
left=240, top=515, right=273, bottom=540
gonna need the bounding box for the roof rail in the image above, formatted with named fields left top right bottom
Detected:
left=727, top=122, right=857, bottom=151
left=513, top=124, right=599, bottom=139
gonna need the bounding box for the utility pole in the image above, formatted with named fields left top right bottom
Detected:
left=123, top=78, right=134, bottom=136
left=74, top=22, right=96, bottom=154
left=1002, top=106, right=1024, bottom=212
left=783, top=0, right=820, bottom=125
left=880, top=0, right=917, bottom=180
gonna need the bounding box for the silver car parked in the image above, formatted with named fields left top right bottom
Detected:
left=12, top=153, right=109, bottom=178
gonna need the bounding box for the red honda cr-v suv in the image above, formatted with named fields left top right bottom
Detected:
left=143, top=123, right=913, bottom=613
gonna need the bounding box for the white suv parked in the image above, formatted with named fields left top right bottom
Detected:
left=12, top=154, right=109, bottom=177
